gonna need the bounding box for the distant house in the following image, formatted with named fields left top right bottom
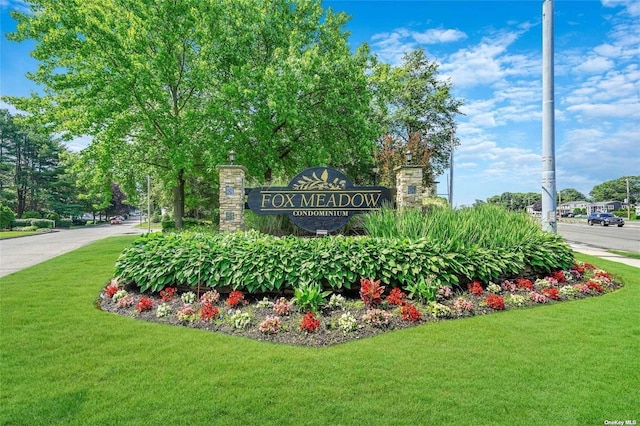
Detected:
left=558, top=201, right=590, bottom=215
left=589, top=201, right=623, bottom=214
left=533, top=200, right=626, bottom=218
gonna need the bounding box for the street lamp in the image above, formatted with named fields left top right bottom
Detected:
left=372, top=164, right=379, bottom=185
left=229, top=150, right=236, bottom=165
left=405, top=150, right=412, bottom=165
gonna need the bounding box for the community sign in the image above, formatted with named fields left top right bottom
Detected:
left=247, top=167, right=392, bottom=233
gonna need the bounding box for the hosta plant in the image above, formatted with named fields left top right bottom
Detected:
left=293, top=282, right=330, bottom=313
left=406, top=276, right=438, bottom=303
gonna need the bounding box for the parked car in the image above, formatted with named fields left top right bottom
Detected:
left=110, top=216, right=123, bottom=225
left=587, top=212, right=624, bottom=227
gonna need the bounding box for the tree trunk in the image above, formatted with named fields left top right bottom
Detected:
left=173, top=169, right=185, bottom=228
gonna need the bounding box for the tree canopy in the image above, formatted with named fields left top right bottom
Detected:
left=590, top=176, right=639, bottom=204
left=369, top=49, right=463, bottom=187
left=5, top=0, right=379, bottom=227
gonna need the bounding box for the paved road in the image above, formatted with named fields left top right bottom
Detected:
left=0, top=219, right=147, bottom=278
left=557, top=221, right=640, bottom=253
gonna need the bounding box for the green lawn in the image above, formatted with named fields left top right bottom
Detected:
left=0, top=230, right=41, bottom=239
left=1, top=236, right=638, bottom=425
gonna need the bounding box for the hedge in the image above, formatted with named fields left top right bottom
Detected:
left=11, top=218, right=54, bottom=229
left=114, top=230, right=575, bottom=294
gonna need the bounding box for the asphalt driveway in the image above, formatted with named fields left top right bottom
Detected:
left=0, top=219, right=148, bottom=278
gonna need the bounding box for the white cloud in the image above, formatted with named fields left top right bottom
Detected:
left=412, top=28, right=466, bottom=44
left=574, top=56, right=614, bottom=74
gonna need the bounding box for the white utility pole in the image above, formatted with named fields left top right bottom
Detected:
left=448, top=130, right=454, bottom=207
left=541, top=0, right=557, bottom=232
left=626, top=177, right=630, bottom=220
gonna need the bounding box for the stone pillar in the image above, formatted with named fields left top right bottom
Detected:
left=394, top=165, right=423, bottom=209
left=217, top=165, right=247, bottom=232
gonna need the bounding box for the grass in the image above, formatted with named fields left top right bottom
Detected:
left=608, top=250, right=640, bottom=260
left=1, top=236, right=638, bottom=425
left=0, top=230, right=42, bottom=239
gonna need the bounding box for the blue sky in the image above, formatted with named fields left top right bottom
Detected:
left=1, top=0, right=639, bottom=206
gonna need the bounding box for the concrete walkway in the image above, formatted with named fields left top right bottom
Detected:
left=569, top=243, right=640, bottom=269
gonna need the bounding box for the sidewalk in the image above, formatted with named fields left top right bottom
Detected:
left=570, top=243, right=640, bottom=269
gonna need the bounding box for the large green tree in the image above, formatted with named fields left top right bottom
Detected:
left=558, top=188, right=587, bottom=203
left=0, top=109, right=68, bottom=216
left=590, top=176, right=639, bottom=204
left=369, top=49, right=463, bottom=187
left=5, top=0, right=378, bottom=227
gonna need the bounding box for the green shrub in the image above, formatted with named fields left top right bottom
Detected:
left=114, top=229, right=574, bottom=294
left=30, top=219, right=54, bottom=229
left=57, top=219, right=72, bottom=228
left=12, top=218, right=32, bottom=228
left=21, top=210, right=41, bottom=219
left=45, top=212, right=60, bottom=223
left=0, top=204, right=15, bottom=229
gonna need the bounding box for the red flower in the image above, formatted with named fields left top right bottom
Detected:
left=587, top=280, right=603, bottom=292
left=400, top=302, right=422, bottom=322
left=542, top=288, right=560, bottom=300
left=226, top=290, right=245, bottom=307
left=200, top=303, right=219, bottom=322
left=484, top=294, right=504, bottom=310
left=299, top=311, right=320, bottom=332
left=516, top=278, right=534, bottom=290
left=135, top=297, right=153, bottom=312
left=595, top=271, right=611, bottom=280
left=359, top=278, right=385, bottom=309
left=550, top=271, right=566, bottom=283
left=387, top=287, right=407, bottom=306
left=105, top=283, right=119, bottom=298
left=160, top=286, right=177, bottom=301
left=467, top=281, right=484, bottom=296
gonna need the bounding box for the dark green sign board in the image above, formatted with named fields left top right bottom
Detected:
left=247, top=167, right=392, bottom=233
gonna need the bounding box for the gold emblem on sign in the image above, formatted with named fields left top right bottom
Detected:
left=293, top=169, right=346, bottom=190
